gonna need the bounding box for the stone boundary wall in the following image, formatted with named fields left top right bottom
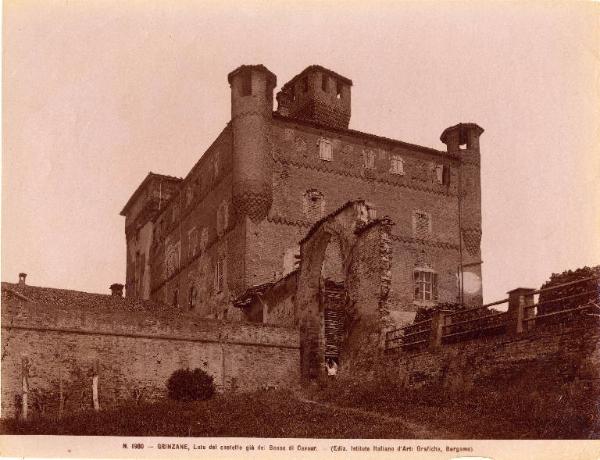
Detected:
left=378, top=318, right=600, bottom=393
left=1, top=297, right=300, bottom=419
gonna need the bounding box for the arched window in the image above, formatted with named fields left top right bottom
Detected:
left=303, top=189, right=325, bottom=221
left=413, top=210, right=432, bottom=239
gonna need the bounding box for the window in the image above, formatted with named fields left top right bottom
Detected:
left=303, top=189, right=325, bottom=221
left=435, top=164, right=451, bottom=186
left=172, top=205, right=179, bottom=224
left=172, top=288, right=179, bottom=307
left=322, top=74, right=328, bottom=92
left=199, top=227, right=209, bottom=253
left=413, top=211, right=431, bottom=239
left=363, top=149, right=375, bottom=169
left=336, top=80, right=342, bottom=99
left=214, top=257, right=225, bottom=293
left=241, top=72, right=252, bottom=96
left=318, top=138, right=333, bottom=161
left=188, top=228, right=198, bottom=258
left=390, top=155, right=404, bottom=175
left=188, top=285, right=197, bottom=310
left=414, top=269, right=438, bottom=302
left=166, top=242, right=181, bottom=277
left=217, top=201, right=229, bottom=236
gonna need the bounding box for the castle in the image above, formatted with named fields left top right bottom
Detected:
left=121, top=64, right=485, bottom=326
left=5, top=65, right=599, bottom=422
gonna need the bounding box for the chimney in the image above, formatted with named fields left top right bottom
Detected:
left=110, top=283, right=124, bottom=297
left=18, top=273, right=27, bottom=289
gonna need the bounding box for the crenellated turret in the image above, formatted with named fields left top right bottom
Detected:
left=441, top=123, right=484, bottom=306
left=275, top=65, right=352, bottom=129
left=228, top=64, right=277, bottom=222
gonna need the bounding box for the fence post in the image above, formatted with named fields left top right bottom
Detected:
left=92, top=359, right=100, bottom=411
left=429, top=309, right=448, bottom=349
left=21, top=355, right=30, bottom=421
left=58, top=367, right=64, bottom=419
left=507, top=288, right=536, bottom=334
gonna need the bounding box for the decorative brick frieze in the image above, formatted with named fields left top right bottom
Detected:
left=462, top=228, right=482, bottom=256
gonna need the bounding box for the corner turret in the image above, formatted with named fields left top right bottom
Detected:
left=441, top=123, right=484, bottom=306
left=228, top=64, right=277, bottom=221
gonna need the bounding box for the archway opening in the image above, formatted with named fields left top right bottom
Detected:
left=321, top=234, right=346, bottom=373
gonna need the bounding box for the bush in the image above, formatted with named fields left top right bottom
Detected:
left=166, top=368, right=215, bottom=401
left=538, top=266, right=600, bottom=315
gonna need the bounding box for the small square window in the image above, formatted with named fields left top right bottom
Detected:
left=319, top=138, right=333, bottom=161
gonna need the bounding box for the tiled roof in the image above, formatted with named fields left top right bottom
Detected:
left=233, top=282, right=274, bottom=308
left=1, top=282, right=183, bottom=318
left=120, top=172, right=183, bottom=216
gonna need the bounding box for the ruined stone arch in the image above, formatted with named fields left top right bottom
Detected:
left=295, top=200, right=393, bottom=381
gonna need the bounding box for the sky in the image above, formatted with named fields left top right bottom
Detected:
left=2, top=1, right=599, bottom=302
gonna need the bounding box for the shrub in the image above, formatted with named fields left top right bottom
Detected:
left=538, top=266, right=600, bottom=315
left=166, top=368, right=215, bottom=401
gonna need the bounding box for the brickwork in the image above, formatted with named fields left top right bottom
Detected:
left=377, top=318, right=600, bottom=394
left=1, top=285, right=300, bottom=418
left=268, top=118, right=465, bottom=316
left=143, top=126, right=247, bottom=318
left=120, top=63, right=484, bottom=328
left=275, top=66, right=352, bottom=130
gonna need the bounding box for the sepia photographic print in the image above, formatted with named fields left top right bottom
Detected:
left=1, top=1, right=599, bottom=459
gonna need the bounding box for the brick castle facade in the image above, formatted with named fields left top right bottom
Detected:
left=120, top=64, right=484, bottom=322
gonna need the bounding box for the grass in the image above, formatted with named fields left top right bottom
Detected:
left=1, top=389, right=417, bottom=438
left=4, top=381, right=598, bottom=439
left=308, top=377, right=600, bottom=439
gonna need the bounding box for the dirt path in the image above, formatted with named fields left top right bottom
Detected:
left=294, top=394, right=453, bottom=439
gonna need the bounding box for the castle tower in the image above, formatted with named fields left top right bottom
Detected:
left=275, top=65, right=352, bottom=129
left=440, top=123, right=485, bottom=306
left=228, top=65, right=277, bottom=221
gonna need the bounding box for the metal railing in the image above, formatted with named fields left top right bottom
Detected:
left=385, top=318, right=432, bottom=351
left=524, top=289, right=599, bottom=327
left=384, top=274, right=600, bottom=351
left=442, top=304, right=509, bottom=342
